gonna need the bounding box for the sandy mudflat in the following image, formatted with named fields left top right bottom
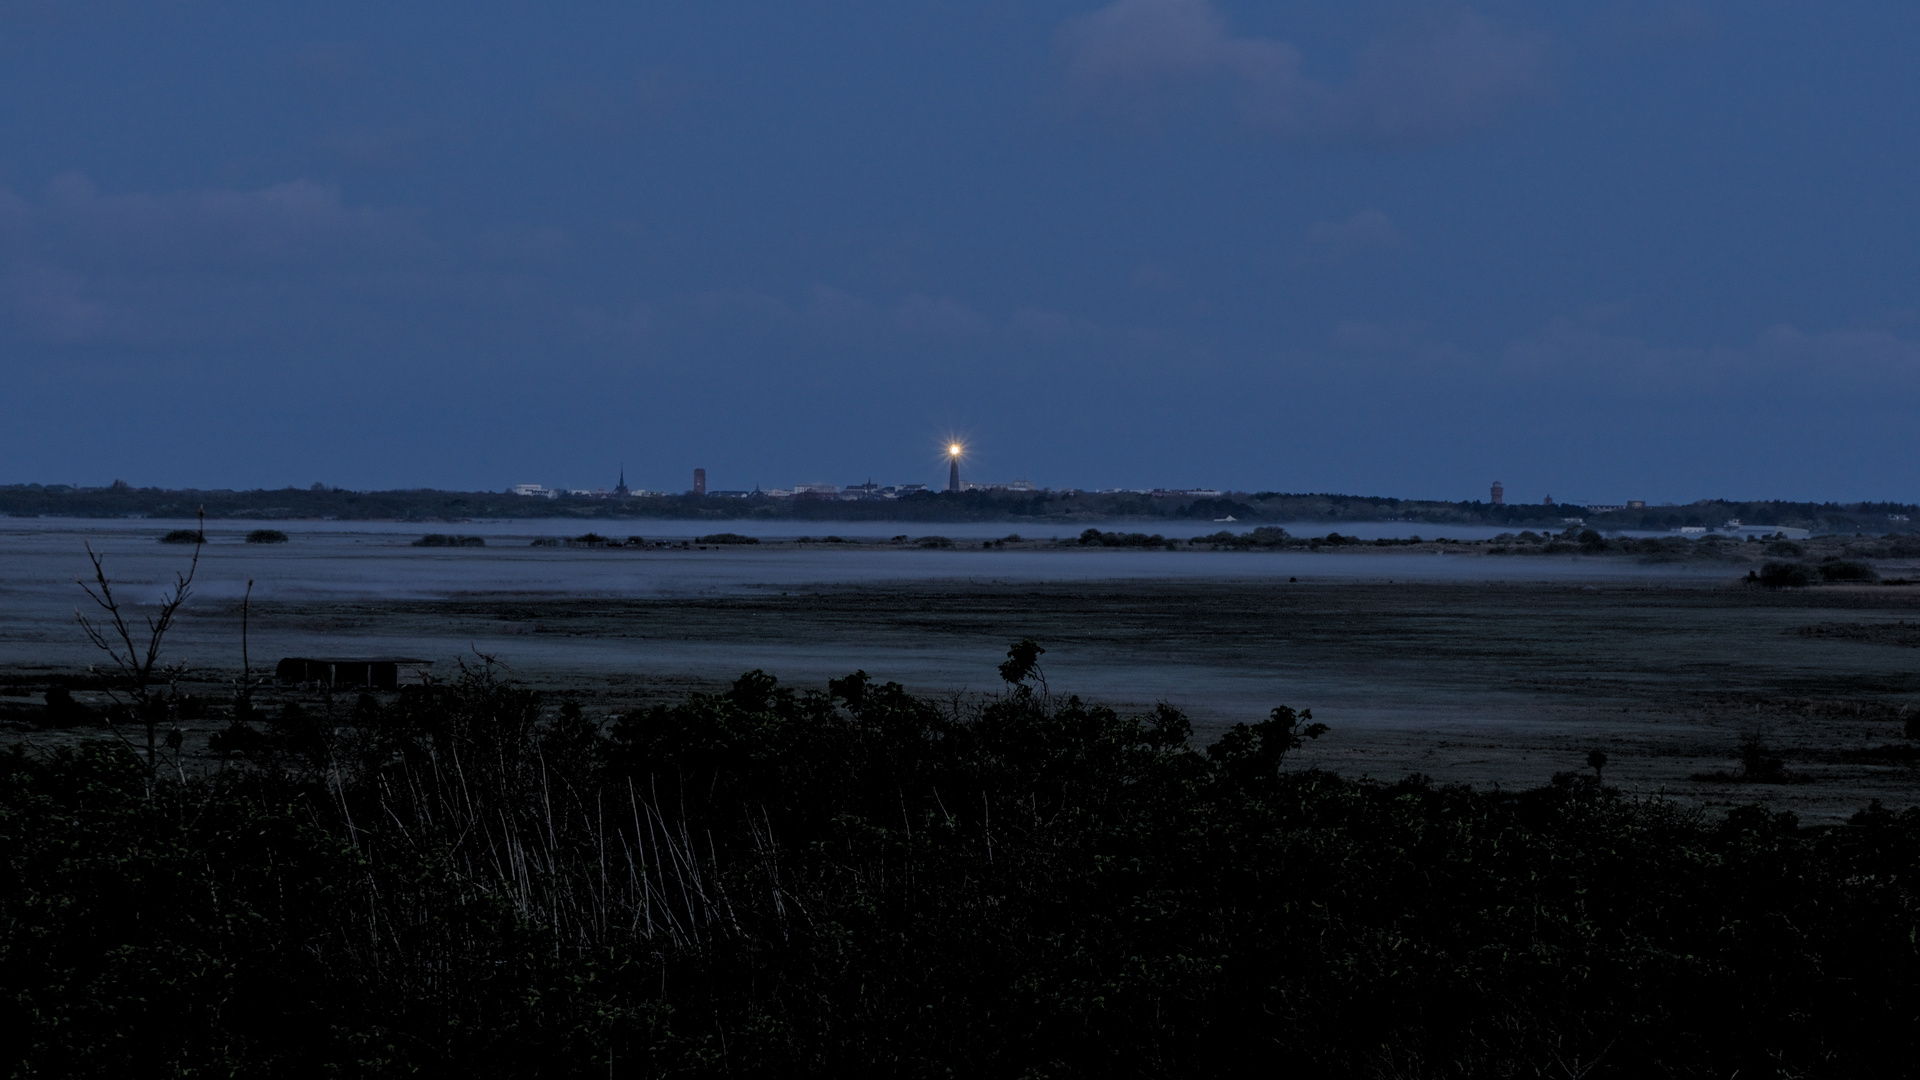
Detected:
left=4, top=519, right=1916, bottom=821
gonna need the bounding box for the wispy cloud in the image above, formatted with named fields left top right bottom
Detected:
left=541, top=68, right=690, bottom=138
left=0, top=176, right=558, bottom=348
left=1303, top=209, right=1400, bottom=264
left=1501, top=321, right=1920, bottom=400
left=1058, top=0, right=1550, bottom=148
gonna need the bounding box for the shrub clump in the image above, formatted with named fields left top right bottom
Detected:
left=1759, top=561, right=1815, bottom=587
left=1192, top=526, right=1291, bottom=548
left=412, top=534, right=484, bottom=547
left=158, top=528, right=203, bottom=544
left=1079, top=528, right=1171, bottom=548
left=38, top=687, right=93, bottom=729
left=1820, top=558, right=1879, bottom=582
left=696, top=532, right=759, bottom=545
left=245, top=529, right=289, bottom=544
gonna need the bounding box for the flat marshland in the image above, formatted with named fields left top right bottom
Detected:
left=4, top=519, right=1917, bottom=820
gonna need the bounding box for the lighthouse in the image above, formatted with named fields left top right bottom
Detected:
left=947, top=443, right=962, bottom=493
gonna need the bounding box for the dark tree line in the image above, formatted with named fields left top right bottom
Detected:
left=9, top=482, right=1914, bottom=531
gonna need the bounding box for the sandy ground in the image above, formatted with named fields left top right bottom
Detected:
left=4, top=521, right=1916, bottom=822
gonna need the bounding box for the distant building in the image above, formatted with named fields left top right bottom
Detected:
left=512, top=484, right=557, bottom=499
left=1587, top=504, right=1625, bottom=513
left=1490, top=481, right=1505, bottom=505
left=614, top=468, right=630, bottom=498
left=1542, top=494, right=1553, bottom=505
left=693, top=468, right=707, bottom=496
left=1627, top=500, right=1646, bottom=509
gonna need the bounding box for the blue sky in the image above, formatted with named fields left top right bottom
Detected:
left=1, top=1, right=1915, bottom=502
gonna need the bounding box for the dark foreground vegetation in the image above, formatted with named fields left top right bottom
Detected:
left=4, top=646, right=1918, bottom=1078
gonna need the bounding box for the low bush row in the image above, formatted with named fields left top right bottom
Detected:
left=4, top=647, right=1917, bottom=1077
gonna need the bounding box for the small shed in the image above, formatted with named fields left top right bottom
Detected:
left=275, top=657, right=435, bottom=689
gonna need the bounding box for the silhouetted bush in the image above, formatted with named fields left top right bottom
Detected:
left=1759, top=561, right=1815, bottom=587
left=1767, top=540, right=1806, bottom=556
left=1079, top=528, right=1169, bottom=547
left=412, top=533, right=484, bottom=547
left=37, top=687, right=92, bottom=729
left=695, top=532, right=759, bottom=544
left=1820, top=558, right=1879, bottom=582
left=1192, top=526, right=1291, bottom=548
left=244, top=529, right=289, bottom=544
left=158, top=528, right=202, bottom=544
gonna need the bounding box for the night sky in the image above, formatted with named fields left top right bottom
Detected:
left=2, top=1, right=1915, bottom=502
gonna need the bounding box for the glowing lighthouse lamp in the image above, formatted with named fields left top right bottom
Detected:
left=946, top=443, right=963, bottom=493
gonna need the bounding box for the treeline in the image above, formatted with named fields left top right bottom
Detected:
left=4, top=649, right=1917, bottom=1077
left=3, top=482, right=1914, bottom=530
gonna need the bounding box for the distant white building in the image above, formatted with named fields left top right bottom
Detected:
left=1719, top=524, right=1812, bottom=540
left=511, top=484, right=557, bottom=499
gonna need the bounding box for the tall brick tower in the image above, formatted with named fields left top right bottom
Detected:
left=1490, top=480, right=1505, bottom=505
left=693, top=468, right=706, bottom=496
